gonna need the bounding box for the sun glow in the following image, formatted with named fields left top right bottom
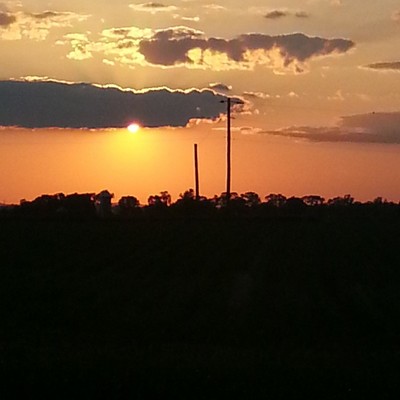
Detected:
left=127, top=123, right=140, bottom=133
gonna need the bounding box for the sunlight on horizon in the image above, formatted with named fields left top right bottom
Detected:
left=1, top=127, right=400, bottom=205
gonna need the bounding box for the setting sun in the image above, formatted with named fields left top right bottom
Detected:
left=127, top=123, right=140, bottom=133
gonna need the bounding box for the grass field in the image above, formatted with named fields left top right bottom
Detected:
left=1, top=215, right=400, bottom=398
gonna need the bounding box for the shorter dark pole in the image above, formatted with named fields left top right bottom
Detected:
left=194, top=143, right=200, bottom=200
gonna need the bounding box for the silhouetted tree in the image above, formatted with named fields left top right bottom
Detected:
left=145, top=191, right=172, bottom=217
left=265, top=193, right=287, bottom=207
left=160, top=191, right=172, bottom=206
left=18, top=193, right=65, bottom=216
left=95, top=190, right=114, bottom=217
left=63, top=193, right=96, bottom=218
left=302, top=195, right=325, bottom=206
left=148, top=191, right=171, bottom=207
left=173, top=189, right=196, bottom=209
left=118, top=196, right=140, bottom=217
left=212, top=192, right=240, bottom=208
left=372, top=197, right=388, bottom=205
left=240, top=191, right=261, bottom=207
left=171, top=189, right=214, bottom=215
left=119, top=195, right=140, bottom=208
left=179, top=188, right=195, bottom=201
left=327, top=194, right=354, bottom=207
left=284, top=196, right=306, bottom=211
left=18, top=192, right=96, bottom=218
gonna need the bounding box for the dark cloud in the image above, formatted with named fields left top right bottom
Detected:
left=265, top=10, right=288, bottom=19
left=138, top=28, right=354, bottom=69
left=0, top=79, right=240, bottom=129
left=364, top=62, right=400, bottom=71
left=0, top=11, right=16, bottom=26
left=264, top=112, right=400, bottom=144
left=61, top=25, right=352, bottom=72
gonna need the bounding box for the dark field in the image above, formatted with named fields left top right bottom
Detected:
left=1, top=215, right=400, bottom=398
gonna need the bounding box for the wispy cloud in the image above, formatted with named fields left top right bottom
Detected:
left=295, top=11, right=310, bottom=18
left=57, top=26, right=151, bottom=63
left=363, top=61, right=400, bottom=72
left=264, top=9, right=310, bottom=20
left=243, top=91, right=272, bottom=100
left=391, top=10, right=400, bottom=22
left=208, top=82, right=232, bottom=92
left=129, top=2, right=178, bottom=14
left=265, top=10, right=288, bottom=19
left=0, top=9, right=89, bottom=41
left=202, top=4, right=226, bottom=12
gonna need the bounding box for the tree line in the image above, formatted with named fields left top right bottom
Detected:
left=0, top=189, right=398, bottom=219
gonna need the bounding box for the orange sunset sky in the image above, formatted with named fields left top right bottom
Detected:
left=1, top=0, right=400, bottom=204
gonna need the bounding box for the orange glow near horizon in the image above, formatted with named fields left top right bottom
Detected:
left=0, top=127, right=400, bottom=205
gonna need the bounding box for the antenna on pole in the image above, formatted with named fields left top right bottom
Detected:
left=194, top=143, right=200, bottom=200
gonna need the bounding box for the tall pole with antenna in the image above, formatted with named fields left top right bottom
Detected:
left=221, top=96, right=242, bottom=202
left=226, top=97, right=231, bottom=201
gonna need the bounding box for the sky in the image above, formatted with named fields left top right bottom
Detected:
left=1, top=0, right=400, bottom=204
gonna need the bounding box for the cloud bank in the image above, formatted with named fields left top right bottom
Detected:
left=138, top=29, right=353, bottom=71
left=60, top=26, right=354, bottom=73
left=0, top=79, right=238, bottom=129
left=264, top=112, right=400, bottom=144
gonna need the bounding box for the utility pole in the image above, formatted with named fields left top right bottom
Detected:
left=226, top=97, right=231, bottom=201
left=220, top=96, right=242, bottom=202
left=194, top=143, right=200, bottom=200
